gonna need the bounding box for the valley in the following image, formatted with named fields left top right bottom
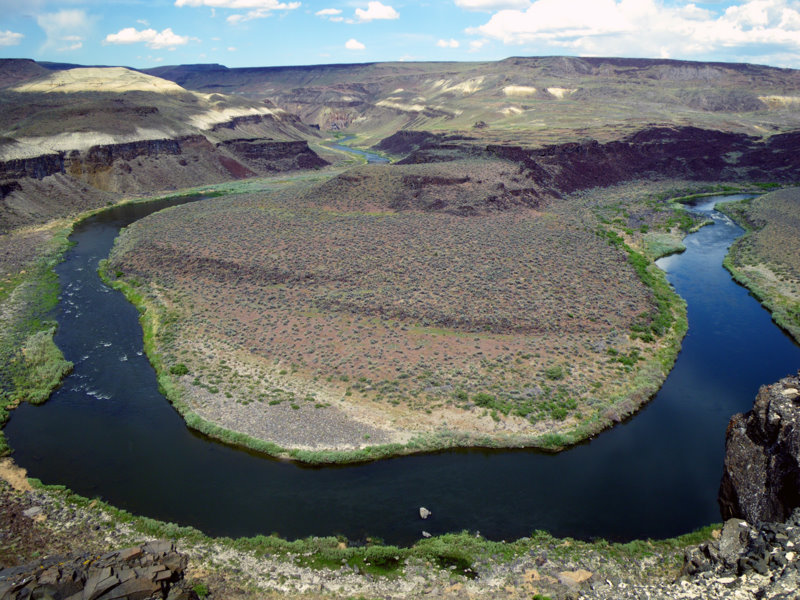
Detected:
left=1, top=53, right=800, bottom=599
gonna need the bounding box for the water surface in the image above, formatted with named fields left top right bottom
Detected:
left=6, top=194, right=800, bottom=545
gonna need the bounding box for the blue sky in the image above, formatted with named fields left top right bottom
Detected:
left=1, top=1, right=800, bottom=69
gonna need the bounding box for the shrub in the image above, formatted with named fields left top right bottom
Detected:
left=544, top=365, right=564, bottom=380
left=169, top=363, right=189, bottom=376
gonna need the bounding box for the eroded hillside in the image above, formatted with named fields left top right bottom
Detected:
left=0, top=60, right=327, bottom=232
left=146, top=56, right=800, bottom=146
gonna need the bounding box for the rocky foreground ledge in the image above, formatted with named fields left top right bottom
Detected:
left=0, top=540, right=195, bottom=600
left=720, top=371, right=800, bottom=524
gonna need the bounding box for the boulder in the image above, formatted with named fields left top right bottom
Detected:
left=719, top=371, right=800, bottom=524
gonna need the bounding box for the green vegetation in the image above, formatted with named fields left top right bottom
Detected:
left=0, top=224, right=73, bottom=455
left=30, top=476, right=718, bottom=582
left=718, top=188, right=800, bottom=342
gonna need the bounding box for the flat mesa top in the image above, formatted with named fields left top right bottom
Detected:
left=10, top=67, right=187, bottom=95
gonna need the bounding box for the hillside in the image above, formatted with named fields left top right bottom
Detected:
left=144, top=56, right=800, bottom=147
left=0, top=60, right=328, bottom=232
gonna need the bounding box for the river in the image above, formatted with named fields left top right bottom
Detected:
left=5, top=191, right=800, bottom=546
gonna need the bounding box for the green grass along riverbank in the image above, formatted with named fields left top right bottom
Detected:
left=0, top=176, right=772, bottom=465
left=717, top=189, right=800, bottom=344
left=0, top=178, right=788, bottom=597
left=97, top=179, right=699, bottom=464
left=24, top=476, right=719, bottom=583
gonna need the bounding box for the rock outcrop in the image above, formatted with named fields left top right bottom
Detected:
left=0, top=136, right=328, bottom=233
left=217, top=138, right=328, bottom=172
left=719, top=371, right=800, bottom=524
left=584, top=511, right=800, bottom=600
left=398, top=126, right=800, bottom=195
left=0, top=540, right=195, bottom=600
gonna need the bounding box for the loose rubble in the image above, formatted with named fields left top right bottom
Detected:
left=0, top=540, right=194, bottom=600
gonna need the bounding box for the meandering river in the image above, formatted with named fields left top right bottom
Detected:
left=6, top=191, right=800, bottom=546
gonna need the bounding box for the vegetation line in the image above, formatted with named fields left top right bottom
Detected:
left=717, top=194, right=800, bottom=343
left=0, top=179, right=314, bottom=457
left=29, top=476, right=718, bottom=576
left=0, top=224, right=74, bottom=456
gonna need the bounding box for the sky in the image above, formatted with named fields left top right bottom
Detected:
left=1, top=0, right=800, bottom=70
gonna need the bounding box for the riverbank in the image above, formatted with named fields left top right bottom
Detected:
left=717, top=187, right=800, bottom=344
left=5, top=454, right=800, bottom=600
left=0, top=178, right=766, bottom=466
left=97, top=173, right=706, bottom=464
left=0, top=456, right=718, bottom=599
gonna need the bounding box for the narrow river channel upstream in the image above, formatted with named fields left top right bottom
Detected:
left=6, top=192, right=800, bottom=546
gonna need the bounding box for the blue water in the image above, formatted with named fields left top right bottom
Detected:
left=329, top=136, right=390, bottom=163
left=5, top=194, right=800, bottom=545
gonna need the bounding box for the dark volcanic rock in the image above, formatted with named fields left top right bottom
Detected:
left=397, top=125, right=800, bottom=198
left=217, top=138, right=328, bottom=171
left=0, top=540, right=196, bottom=600
left=719, top=371, right=800, bottom=523
left=374, top=130, right=474, bottom=156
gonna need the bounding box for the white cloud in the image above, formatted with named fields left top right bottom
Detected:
left=228, top=46, right=237, bottom=51
left=467, top=0, right=800, bottom=65
left=37, top=10, right=95, bottom=52
left=355, top=1, right=399, bottom=22
left=176, top=0, right=299, bottom=7
left=176, top=0, right=300, bottom=23
left=437, top=38, right=460, bottom=48
left=345, top=37, right=366, bottom=50
left=316, top=8, right=342, bottom=16
left=0, top=30, right=24, bottom=46
left=455, top=0, right=531, bottom=10
left=105, top=27, right=191, bottom=49
left=469, top=38, right=488, bottom=50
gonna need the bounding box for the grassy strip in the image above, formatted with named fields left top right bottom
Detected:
left=519, top=207, right=695, bottom=453
left=717, top=197, right=800, bottom=343
left=29, top=476, right=716, bottom=580
left=98, top=259, right=288, bottom=458
left=0, top=184, right=299, bottom=457
left=0, top=226, right=74, bottom=455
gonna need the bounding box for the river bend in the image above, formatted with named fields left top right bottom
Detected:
left=6, top=194, right=800, bottom=545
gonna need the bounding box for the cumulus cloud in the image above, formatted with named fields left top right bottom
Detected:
left=175, top=0, right=299, bottom=7
left=345, top=37, right=366, bottom=50
left=0, top=30, right=24, bottom=46
left=315, top=7, right=345, bottom=22
left=37, top=9, right=94, bottom=52
left=105, top=27, right=191, bottom=49
left=355, top=1, right=399, bottom=22
left=175, top=0, right=300, bottom=23
left=467, top=0, right=800, bottom=65
left=437, top=38, right=460, bottom=48
left=455, top=0, right=532, bottom=10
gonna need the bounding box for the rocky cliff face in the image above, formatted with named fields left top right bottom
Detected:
left=217, top=138, right=328, bottom=172
left=0, top=135, right=328, bottom=233
left=397, top=127, right=800, bottom=203
left=719, top=371, right=800, bottom=524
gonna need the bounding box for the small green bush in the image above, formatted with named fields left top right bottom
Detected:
left=169, top=363, right=189, bottom=376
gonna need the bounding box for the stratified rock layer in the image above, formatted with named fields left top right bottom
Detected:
left=719, top=371, right=800, bottom=523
